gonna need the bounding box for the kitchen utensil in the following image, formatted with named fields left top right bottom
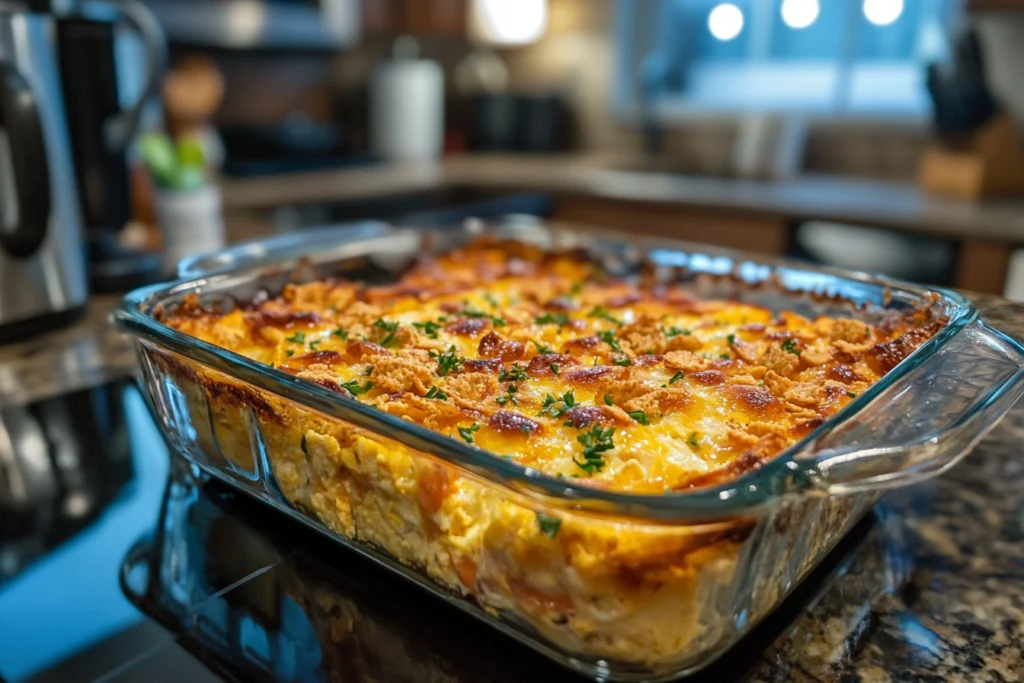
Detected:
left=114, top=219, right=1024, bottom=681
left=0, top=2, right=89, bottom=342
left=926, top=26, right=999, bottom=142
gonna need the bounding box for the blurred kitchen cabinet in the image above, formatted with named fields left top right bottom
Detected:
left=363, top=0, right=466, bottom=36
left=967, top=0, right=1024, bottom=10
left=552, top=196, right=789, bottom=255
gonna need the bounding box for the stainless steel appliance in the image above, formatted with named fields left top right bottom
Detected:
left=0, top=2, right=88, bottom=341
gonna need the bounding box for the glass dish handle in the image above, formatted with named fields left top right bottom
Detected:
left=800, top=321, right=1024, bottom=494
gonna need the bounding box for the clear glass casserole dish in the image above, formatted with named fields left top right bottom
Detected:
left=113, top=219, right=1024, bottom=681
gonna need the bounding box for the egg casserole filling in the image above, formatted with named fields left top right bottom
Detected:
left=155, top=238, right=946, bottom=666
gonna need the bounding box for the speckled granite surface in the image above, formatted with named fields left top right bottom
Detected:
left=749, top=292, right=1024, bottom=682
left=0, top=294, right=134, bottom=408
left=1, top=292, right=1023, bottom=681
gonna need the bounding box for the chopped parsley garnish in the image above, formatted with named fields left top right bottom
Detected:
left=340, top=379, right=374, bottom=396
left=668, top=371, right=685, bottom=385
left=373, top=318, right=400, bottom=347
left=720, top=353, right=731, bottom=360
left=364, top=365, right=374, bottom=376
left=550, top=363, right=560, bottom=376
left=424, top=386, right=448, bottom=400
left=458, top=305, right=505, bottom=327
left=483, top=293, right=501, bottom=309
left=499, top=364, right=529, bottom=382
left=781, top=339, right=802, bottom=357
left=569, top=282, right=584, bottom=296
left=536, top=512, right=562, bottom=538
left=574, top=425, right=615, bottom=474
left=520, top=425, right=532, bottom=435
left=535, top=342, right=553, bottom=354
left=496, top=384, right=519, bottom=406
left=587, top=306, right=622, bottom=326
left=300, top=434, right=308, bottom=455
left=846, top=391, right=857, bottom=399
left=308, top=339, right=321, bottom=351
left=285, top=331, right=306, bottom=344
left=612, top=356, right=632, bottom=367
left=332, top=326, right=349, bottom=340
left=458, top=423, right=480, bottom=444
left=430, top=346, right=465, bottom=376
left=686, top=432, right=701, bottom=450
left=285, top=350, right=295, bottom=357
left=627, top=410, right=650, bottom=425
left=604, top=393, right=614, bottom=406
left=412, top=320, right=442, bottom=339
left=726, top=333, right=736, bottom=345
left=539, top=391, right=576, bottom=418
left=535, top=312, right=570, bottom=327
left=597, top=330, right=621, bottom=352
left=663, top=326, right=691, bottom=338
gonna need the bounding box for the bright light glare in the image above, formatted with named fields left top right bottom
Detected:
left=863, top=0, right=904, bottom=26
left=708, top=3, right=744, bottom=42
left=781, top=0, right=819, bottom=29
left=469, top=0, right=548, bottom=46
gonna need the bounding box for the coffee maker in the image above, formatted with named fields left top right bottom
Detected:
left=0, top=0, right=163, bottom=342
left=56, top=0, right=166, bottom=292
left=0, top=1, right=88, bottom=341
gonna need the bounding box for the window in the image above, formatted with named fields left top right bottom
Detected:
left=614, top=0, right=963, bottom=118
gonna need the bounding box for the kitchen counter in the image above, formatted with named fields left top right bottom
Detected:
left=220, top=154, right=1024, bottom=243
left=0, top=294, right=134, bottom=409
left=1, top=292, right=1023, bottom=682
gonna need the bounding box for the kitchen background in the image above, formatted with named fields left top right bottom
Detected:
left=90, top=0, right=1024, bottom=304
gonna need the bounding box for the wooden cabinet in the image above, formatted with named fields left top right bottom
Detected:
left=552, top=195, right=790, bottom=255
left=968, top=0, right=1024, bottom=10
left=554, top=195, right=1016, bottom=295
left=363, top=0, right=467, bottom=36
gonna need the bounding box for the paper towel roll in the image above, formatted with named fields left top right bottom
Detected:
left=370, top=41, right=444, bottom=162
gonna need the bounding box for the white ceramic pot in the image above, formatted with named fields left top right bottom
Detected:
left=156, top=184, right=225, bottom=276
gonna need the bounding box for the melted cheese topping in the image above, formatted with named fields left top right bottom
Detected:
left=163, top=239, right=945, bottom=494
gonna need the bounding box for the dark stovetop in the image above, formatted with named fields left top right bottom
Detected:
left=2, top=370, right=1022, bottom=682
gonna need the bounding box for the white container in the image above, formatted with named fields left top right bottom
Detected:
left=370, top=37, right=444, bottom=161
left=156, top=184, right=225, bottom=276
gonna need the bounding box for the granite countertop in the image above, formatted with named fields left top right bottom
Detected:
left=220, top=155, right=1024, bottom=242
left=0, top=294, right=134, bottom=409
left=2, top=291, right=1023, bottom=681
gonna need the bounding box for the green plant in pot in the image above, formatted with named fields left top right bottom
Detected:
left=140, top=132, right=224, bottom=275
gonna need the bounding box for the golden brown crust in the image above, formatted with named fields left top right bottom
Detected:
left=161, top=239, right=946, bottom=495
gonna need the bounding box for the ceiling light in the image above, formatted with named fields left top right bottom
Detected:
left=863, top=0, right=904, bottom=27
left=468, top=0, right=548, bottom=46
left=708, top=3, right=744, bottom=42
left=781, top=0, right=820, bottom=30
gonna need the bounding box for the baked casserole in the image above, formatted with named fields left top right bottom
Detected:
left=156, top=238, right=946, bottom=666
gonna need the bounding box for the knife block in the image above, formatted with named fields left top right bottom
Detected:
left=918, top=112, right=1024, bottom=200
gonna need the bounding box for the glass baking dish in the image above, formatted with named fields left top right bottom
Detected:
left=113, top=218, right=1024, bottom=681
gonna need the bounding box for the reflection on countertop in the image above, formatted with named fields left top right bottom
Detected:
left=220, top=155, right=1024, bottom=242
left=120, top=396, right=1024, bottom=683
